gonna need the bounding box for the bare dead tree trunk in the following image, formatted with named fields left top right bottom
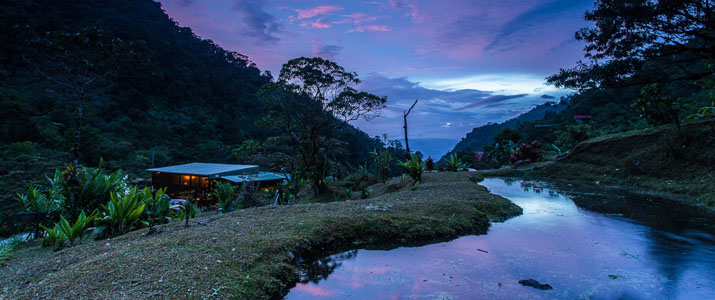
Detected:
left=403, top=99, right=418, bottom=159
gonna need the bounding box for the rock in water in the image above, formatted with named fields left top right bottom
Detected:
left=518, top=279, right=553, bottom=290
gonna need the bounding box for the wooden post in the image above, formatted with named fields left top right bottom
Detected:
left=403, top=99, right=418, bottom=159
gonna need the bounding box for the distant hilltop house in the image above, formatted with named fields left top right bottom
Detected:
left=146, top=163, right=288, bottom=203
left=573, top=115, right=593, bottom=122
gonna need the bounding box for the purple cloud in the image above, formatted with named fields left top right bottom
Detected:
left=453, top=94, right=528, bottom=111
left=231, top=0, right=283, bottom=45
left=313, top=42, right=344, bottom=60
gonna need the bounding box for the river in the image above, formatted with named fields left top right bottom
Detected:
left=284, top=178, right=715, bottom=299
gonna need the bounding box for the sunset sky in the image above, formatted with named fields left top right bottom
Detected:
left=161, top=0, right=593, bottom=146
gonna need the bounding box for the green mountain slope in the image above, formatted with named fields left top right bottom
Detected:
left=441, top=101, right=567, bottom=160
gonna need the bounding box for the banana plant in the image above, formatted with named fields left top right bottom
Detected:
left=96, top=187, right=146, bottom=238
left=398, top=153, right=425, bottom=184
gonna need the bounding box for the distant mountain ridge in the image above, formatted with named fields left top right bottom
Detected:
left=406, top=138, right=458, bottom=160
left=440, top=101, right=567, bottom=160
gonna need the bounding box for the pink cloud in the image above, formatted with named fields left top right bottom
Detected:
left=348, top=25, right=390, bottom=33
left=301, top=13, right=379, bottom=29
left=292, top=284, right=337, bottom=297
left=387, top=0, right=423, bottom=23
left=304, top=18, right=334, bottom=29
left=295, top=5, right=343, bottom=20
left=343, top=13, right=378, bottom=24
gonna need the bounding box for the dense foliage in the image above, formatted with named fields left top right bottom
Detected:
left=0, top=0, right=386, bottom=236
left=441, top=101, right=566, bottom=160
left=447, top=0, right=714, bottom=170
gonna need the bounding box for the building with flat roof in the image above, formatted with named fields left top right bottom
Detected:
left=147, top=163, right=287, bottom=203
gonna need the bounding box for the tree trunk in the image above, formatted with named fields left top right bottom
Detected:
left=403, top=99, right=418, bottom=160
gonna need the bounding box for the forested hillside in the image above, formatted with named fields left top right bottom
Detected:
left=441, top=100, right=567, bottom=160
left=0, top=0, right=382, bottom=234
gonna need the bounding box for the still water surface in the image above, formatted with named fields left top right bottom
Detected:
left=285, top=178, right=715, bottom=299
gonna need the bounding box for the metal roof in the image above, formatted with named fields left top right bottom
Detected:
left=220, top=172, right=290, bottom=183
left=146, top=163, right=259, bottom=177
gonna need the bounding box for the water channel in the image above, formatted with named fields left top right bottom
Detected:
left=285, top=178, right=715, bottom=299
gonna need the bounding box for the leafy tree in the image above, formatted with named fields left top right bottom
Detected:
left=425, top=157, right=435, bottom=172
left=547, top=0, right=714, bottom=90
left=369, top=150, right=394, bottom=184
left=260, top=57, right=386, bottom=196
left=634, top=83, right=686, bottom=132
left=493, top=128, right=522, bottom=144
left=232, top=139, right=264, bottom=161
left=19, top=26, right=139, bottom=167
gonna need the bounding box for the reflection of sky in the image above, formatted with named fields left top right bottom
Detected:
left=285, top=178, right=715, bottom=300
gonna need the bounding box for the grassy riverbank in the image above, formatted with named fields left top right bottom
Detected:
left=482, top=119, right=715, bottom=207
left=0, top=172, right=521, bottom=299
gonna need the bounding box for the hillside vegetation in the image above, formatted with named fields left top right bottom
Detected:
left=0, top=172, right=521, bottom=299
left=487, top=119, right=715, bottom=206
left=0, top=0, right=382, bottom=236
left=442, top=100, right=567, bottom=161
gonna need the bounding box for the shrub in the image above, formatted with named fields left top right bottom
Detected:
left=143, top=187, right=178, bottom=229
left=57, top=210, right=96, bottom=246
left=445, top=153, right=468, bottom=171
left=96, top=187, right=146, bottom=238
left=52, top=162, right=127, bottom=218
left=425, top=157, right=435, bottom=172
left=212, top=181, right=239, bottom=213
left=0, top=237, right=20, bottom=262
left=485, top=140, right=516, bottom=167
left=39, top=223, right=66, bottom=249
left=17, top=185, right=60, bottom=213
left=40, top=210, right=96, bottom=249
left=398, top=153, right=424, bottom=184
left=509, top=140, right=543, bottom=163
left=369, top=150, right=394, bottom=183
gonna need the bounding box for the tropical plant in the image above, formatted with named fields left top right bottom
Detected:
left=178, top=202, right=198, bottom=222
left=52, top=161, right=127, bottom=218
left=183, top=191, right=196, bottom=227
left=212, top=181, right=239, bottom=213
left=39, top=223, right=67, bottom=249
left=542, top=144, right=564, bottom=159
left=277, top=188, right=293, bottom=205
left=369, top=150, right=394, bottom=183
left=398, top=153, right=424, bottom=184
left=57, top=210, right=96, bottom=246
left=142, top=187, right=178, bottom=230
left=17, top=185, right=59, bottom=213
left=96, top=187, right=146, bottom=238
left=445, top=153, right=468, bottom=171
left=689, top=102, right=715, bottom=119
